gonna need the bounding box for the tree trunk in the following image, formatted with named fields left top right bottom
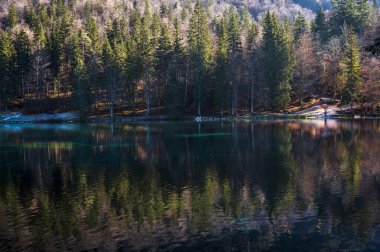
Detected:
left=145, top=74, right=151, bottom=117
left=250, top=78, right=254, bottom=114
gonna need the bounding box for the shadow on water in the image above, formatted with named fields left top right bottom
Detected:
left=0, top=120, right=379, bottom=251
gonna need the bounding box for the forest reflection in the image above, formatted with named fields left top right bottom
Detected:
left=0, top=120, right=379, bottom=251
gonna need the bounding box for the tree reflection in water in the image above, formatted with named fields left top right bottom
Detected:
left=0, top=120, right=379, bottom=251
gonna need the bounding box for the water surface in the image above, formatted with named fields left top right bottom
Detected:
left=0, top=120, right=379, bottom=251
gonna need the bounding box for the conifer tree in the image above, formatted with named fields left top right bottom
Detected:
left=31, top=19, right=48, bottom=101
left=0, top=31, right=16, bottom=110
left=49, top=26, right=65, bottom=96
left=227, top=8, right=242, bottom=115
left=7, top=3, right=17, bottom=29
left=103, top=37, right=117, bottom=118
left=214, top=17, right=230, bottom=115
left=312, top=6, right=329, bottom=42
left=155, top=24, right=171, bottom=107
left=261, top=13, right=295, bottom=109
left=126, top=9, right=144, bottom=111
left=14, top=30, right=32, bottom=99
left=86, top=16, right=102, bottom=112
left=24, top=6, right=39, bottom=31
left=37, top=4, right=50, bottom=28
left=294, top=12, right=308, bottom=41
left=246, top=22, right=258, bottom=114
left=330, top=0, right=371, bottom=36
left=141, top=0, right=154, bottom=116
left=188, top=0, right=212, bottom=116
left=166, top=19, right=184, bottom=117
left=339, top=30, right=361, bottom=111
left=69, top=30, right=90, bottom=118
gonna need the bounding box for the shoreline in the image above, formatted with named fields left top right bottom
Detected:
left=1, top=113, right=379, bottom=124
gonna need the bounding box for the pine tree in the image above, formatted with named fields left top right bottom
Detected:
left=246, top=22, right=258, bottom=114
left=69, top=30, right=90, bottom=118
left=339, top=30, right=361, bottom=111
left=227, top=8, right=242, bottom=115
left=294, top=12, right=308, bottom=41
left=7, top=3, right=17, bottom=29
left=141, top=0, right=154, bottom=116
left=24, top=6, right=39, bottom=32
left=31, top=19, right=48, bottom=102
left=38, top=4, right=50, bottom=28
left=126, top=9, right=144, bottom=112
left=261, top=13, right=295, bottom=109
left=277, top=19, right=295, bottom=109
left=214, top=17, right=230, bottom=115
left=86, top=16, right=102, bottom=112
left=312, top=6, right=329, bottom=42
left=14, top=30, right=32, bottom=99
left=103, top=37, right=117, bottom=118
left=188, top=0, right=212, bottom=116
left=330, top=0, right=371, bottom=36
left=49, top=25, right=65, bottom=96
left=0, top=31, right=16, bottom=110
left=155, top=24, right=171, bottom=107
left=166, top=19, right=184, bottom=117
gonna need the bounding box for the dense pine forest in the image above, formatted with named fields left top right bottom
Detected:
left=0, top=0, right=379, bottom=118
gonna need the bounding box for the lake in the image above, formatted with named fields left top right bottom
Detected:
left=0, top=120, right=379, bottom=251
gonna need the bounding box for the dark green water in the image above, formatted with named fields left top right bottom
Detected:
left=0, top=120, right=379, bottom=251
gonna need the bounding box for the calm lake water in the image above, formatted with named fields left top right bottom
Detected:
left=0, top=120, right=379, bottom=251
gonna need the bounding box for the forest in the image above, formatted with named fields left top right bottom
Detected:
left=0, top=0, right=379, bottom=118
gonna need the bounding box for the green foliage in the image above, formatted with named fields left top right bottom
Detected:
left=14, top=30, right=32, bottom=96
left=7, top=4, right=18, bottom=29
left=339, top=30, right=361, bottom=105
left=312, top=6, right=329, bottom=42
left=261, top=13, right=295, bottom=109
left=0, top=1, right=376, bottom=115
left=0, top=31, right=16, bottom=110
left=69, top=31, right=90, bottom=118
left=214, top=17, right=230, bottom=115
left=188, top=0, right=213, bottom=115
left=293, top=12, right=308, bottom=41
left=330, top=0, right=371, bottom=36
left=226, top=8, right=242, bottom=115
left=165, top=19, right=185, bottom=117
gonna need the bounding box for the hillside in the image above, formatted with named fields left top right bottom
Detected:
left=0, top=0, right=379, bottom=118
left=0, top=0, right=330, bottom=21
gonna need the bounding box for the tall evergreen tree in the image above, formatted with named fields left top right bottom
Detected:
left=339, top=30, right=361, bottom=111
left=188, top=0, right=212, bottom=115
left=14, top=30, right=32, bottom=99
left=214, top=17, right=230, bottom=115
left=141, top=0, right=154, bottom=116
left=294, top=12, right=308, bottom=41
left=246, top=21, right=259, bottom=114
left=155, top=24, right=171, bottom=107
left=261, top=13, right=295, bottom=109
left=312, top=6, right=329, bottom=42
left=0, top=32, right=16, bottom=110
left=69, top=30, right=90, bottom=118
left=86, top=16, right=102, bottom=112
left=227, top=8, right=242, bottom=116
left=7, top=3, right=17, bottom=29
left=103, top=37, right=117, bottom=118
left=330, top=0, right=371, bottom=36
left=166, top=19, right=184, bottom=117
left=31, top=19, right=48, bottom=101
